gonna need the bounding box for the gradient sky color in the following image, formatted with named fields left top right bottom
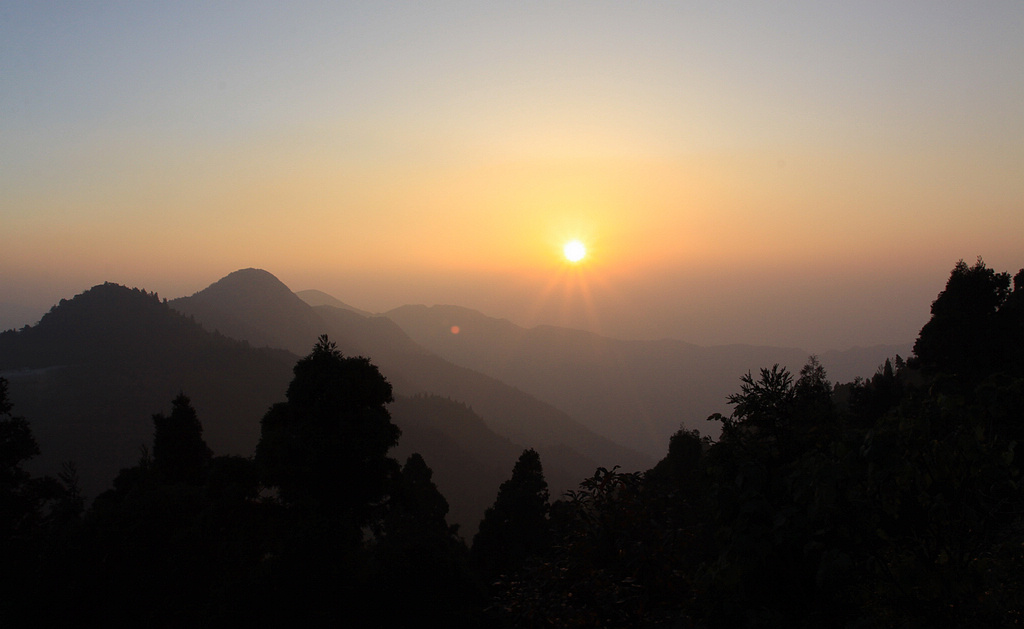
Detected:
left=3, top=2, right=1022, bottom=351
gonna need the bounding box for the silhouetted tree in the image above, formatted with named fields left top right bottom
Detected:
left=0, top=377, right=67, bottom=546
left=714, top=363, right=796, bottom=463
left=382, top=453, right=454, bottom=543
left=914, top=258, right=1017, bottom=384
left=255, top=335, right=400, bottom=528
left=472, top=448, right=550, bottom=581
left=0, top=379, right=84, bottom=627
left=151, top=392, right=212, bottom=484
left=847, top=356, right=907, bottom=423
left=648, top=428, right=706, bottom=494
left=699, top=359, right=863, bottom=626
left=65, top=395, right=272, bottom=627
left=794, top=355, right=831, bottom=408
left=252, top=335, right=402, bottom=624
left=495, top=459, right=708, bottom=627
left=0, top=377, right=44, bottom=541
left=374, top=453, right=482, bottom=624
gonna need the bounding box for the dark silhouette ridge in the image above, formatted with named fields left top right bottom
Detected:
left=0, top=283, right=296, bottom=496
left=0, top=301, right=45, bottom=333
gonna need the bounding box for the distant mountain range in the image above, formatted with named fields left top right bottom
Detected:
left=0, top=268, right=911, bottom=535
left=0, top=271, right=650, bottom=534
left=170, top=269, right=649, bottom=474
left=384, top=304, right=911, bottom=457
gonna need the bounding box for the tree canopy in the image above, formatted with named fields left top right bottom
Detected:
left=255, top=334, right=401, bottom=528
left=151, top=393, right=212, bottom=485
left=472, top=448, right=551, bottom=580
left=914, top=257, right=1024, bottom=383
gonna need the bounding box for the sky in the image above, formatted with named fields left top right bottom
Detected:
left=2, top=2, right=1022, bottom=352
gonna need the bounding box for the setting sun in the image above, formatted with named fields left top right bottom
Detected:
left=564, top=240, right=587, bottom=263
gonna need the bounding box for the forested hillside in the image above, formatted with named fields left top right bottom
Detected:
left=0, top=283, right=297, bottom=496
left=2, top=259, right=1022, bottom=627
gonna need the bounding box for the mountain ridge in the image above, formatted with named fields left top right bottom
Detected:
left=0, top=282, right=298, bottom=497
left=0, top=281, right=589, bottom=534
left=169, top=269, right=653, bottom=478
left=383, top=303, right=912, bottom=456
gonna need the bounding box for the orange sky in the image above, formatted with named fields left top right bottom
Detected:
left=2, top=3, right=1022, bottom=351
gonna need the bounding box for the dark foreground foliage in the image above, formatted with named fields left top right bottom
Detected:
left=2, top=259, right=1023, bottom=627
left=480, top=259, right=1024, bottom=628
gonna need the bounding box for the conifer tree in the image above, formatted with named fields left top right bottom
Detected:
left=151, top=393, right=211, bottom=484
left=471, top=448, right=550, bottom=580
left=255, top=335, right=400, bottom=528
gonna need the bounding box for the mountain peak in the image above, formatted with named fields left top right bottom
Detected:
left=170, top=269, right=323, bottom=354
left=36, top=283, right=165, bottom=329
left=189, top=268, right=293, bottom=301
left=0, top=282, right=215, bottom=369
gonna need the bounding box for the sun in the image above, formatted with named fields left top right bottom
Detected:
left=563, top=240, right=586, bottom=263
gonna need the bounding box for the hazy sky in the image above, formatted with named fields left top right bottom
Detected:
left=3, top=2, right=1022, bottom=351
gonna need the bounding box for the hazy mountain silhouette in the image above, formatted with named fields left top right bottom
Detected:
left=0, top=270, right=914, bottom=539
left=0, top=283, right=296, bottom=496
left=170, top=270, right=653, bottom=489
left=295, top=289, right=373, bottom=316
left=170, top=268, right=326, bottom=353
left=0, top=281, right=566, bottom=533
left=310, top=303, right=650, bottom=474
left=384, top=304, right=912, bottom=457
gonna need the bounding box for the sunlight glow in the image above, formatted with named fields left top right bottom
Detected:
left=564, top=240, right=586, bottom=263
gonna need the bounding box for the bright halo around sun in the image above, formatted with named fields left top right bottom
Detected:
left=563, top=240, right=586, bottom=263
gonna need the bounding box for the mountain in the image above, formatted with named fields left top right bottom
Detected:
left=171, top=268, right=326, bottom=353
left=0, top=282, right=525, bottom=534
left=0, top=277, right=655, bottom=535
left=0, top=271, right=913, bottom=536
left=309, top=303, right=650, bottom=473
left=0, top=283, right=297, bottom=497
left=171, top=270, right=653, bottom=482
left=295, top=289, right=373, bottom=316
left=384, top=304, right=911, bottom=458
